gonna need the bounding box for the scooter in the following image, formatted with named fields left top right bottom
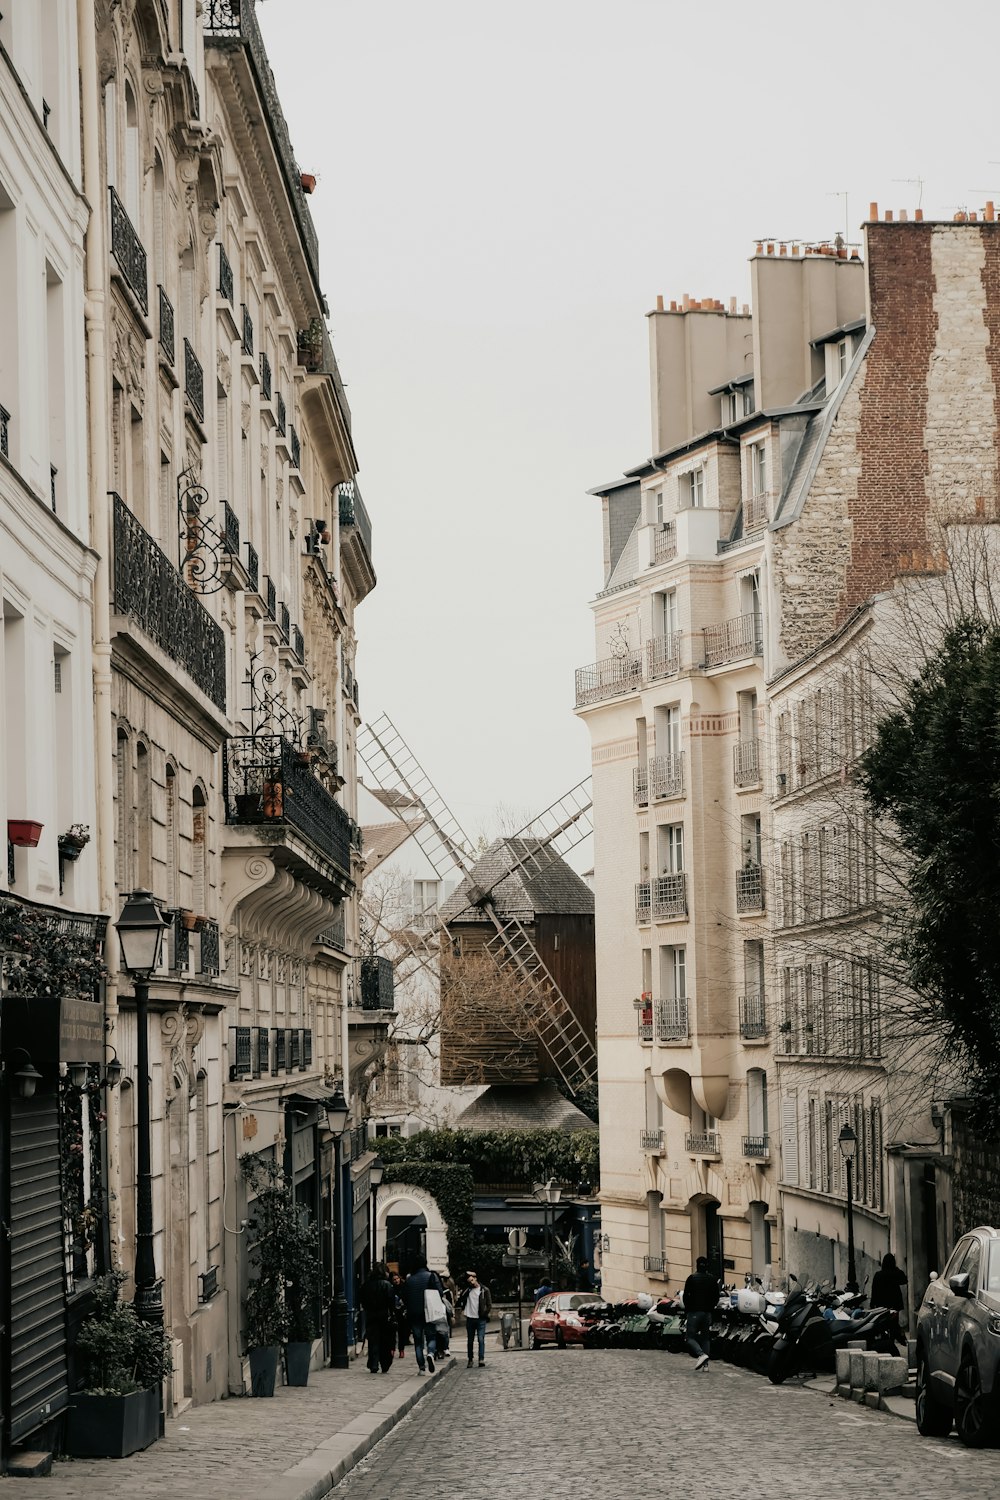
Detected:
left=767, top=1285, right=898, bottom=1383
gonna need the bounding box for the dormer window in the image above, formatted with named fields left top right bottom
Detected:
left=742, top=383, right=755, bottom=417
left=721, top=391, right=739, bottom=425
left=685, top=468, right=704, bottom=509
left=837, top=336, right=852, bottom=380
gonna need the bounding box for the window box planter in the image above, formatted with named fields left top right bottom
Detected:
left=7, top=819, right=43, bottom=847
left=65, top=1387, right=159, bottom=1459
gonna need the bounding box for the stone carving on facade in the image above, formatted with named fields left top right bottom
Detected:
left=241, top=401, right=251, bottom=434
left=217, top=348, right=232, bottom=395
left=239, top=940, right=254, bottom=978
left=162, top=1005, right=205, bottom=1097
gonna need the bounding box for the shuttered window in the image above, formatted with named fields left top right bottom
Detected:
left=780, top=1093, right=799, bottom=1185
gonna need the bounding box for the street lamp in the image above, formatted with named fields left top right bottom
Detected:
left=533, top=1177, right=562, bottom=1285
left=368, top=1155, right=385, bottom=1268
left=324, top=1084, right=352, bottom=1369
left=838, top=1123, right=859, bottom=1293
left=116, top=889, right=169, bottom=1326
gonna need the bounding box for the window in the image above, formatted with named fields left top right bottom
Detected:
left=659, top=822, right=684, bottom=873
left=657, top=704, right=682, bottom=758
left=721, top=391, right=738, bottom=425
left=165, top=764, right=178, bottom=907
left=750, top=442, right=767, bottom=498
left=837, top=337, right=851, bottom=381
left=655, top=488, right=667, bottom=527
left=410, top=878, right=441, bottom=927
left=741, top=812, right=761, bottom=867
left=669, top=945, right=686, bottom=999
left=742, top=383, right=755, bottom=417
left=958, top=1237, right=982, bottom=1295
left=192, top=784, right=207, bottom=915
left=747, top=1068, right=768, bottom=1139
left=685, top=468, right=704, bottom=508
left=659, top=589, right=678, bottom=639
left=136, top=742, right=152, bottom=888
left=807, top=1098, right=818, bottom=1188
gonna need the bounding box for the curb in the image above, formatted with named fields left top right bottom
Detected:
left=264, top=1358, right=456, bottom=1500
left=802, top=1374, right=916, bottom=1424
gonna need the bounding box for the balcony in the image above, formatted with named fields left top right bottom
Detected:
left=646, top=632, right=681, bottom=681
left=640, top=1128, right=665, bottom=1152
left=742, top=1134, right=770, bottom=1160
left=652, top=872, right=687, bottom=921
left=222, top=732, right=354, bottom=880
left=0, top=404, right=8, bottom=460
left=184, top=338, right=205, bottom=422
left=229, top=1024, right=252, bottom=1081
left=636, top=1001, right=653, bottom=1042
left=276, top=391, right=286, bottom=436
left=198, top=918, right=221, bottom=976
left=703, top=612, right=763, bottom=667
left=650, top=751, right=684, bottom=800
left=575, top=652, right=643, bottom=708
left=744, top=489, right=771, bottom=533
left=338, top=480, right=375, bottom=595
left=643, top=1254, right=668, bottom=1275
left=111, top=492, right=227, bottom=710
left=109, top=186, right=148, bottom=315
left=633, top=765, right=649, bottom=807
left=338, top=479, right=373, bottom=555
left=635, top=881, right=651, bottom=924
left=291, top=624, right=305, bottom=663
left=653, top=525, right=677, bottom=563
left=739, top=993, right=768, bottom=1040
left=245, top=541, right=259, bottom=593
left=656, top=997, right=689, bottom=1043
left=222, top=500, right=240, bottom=556
left=218, top=243, right=234, bottom=305
left=733, top=738, right=761, bottom=787
left=264, top=574, right=277, bottom=620
left=685, top=1130, right=720, bottom=1157
left=360, top=954, right=395, bottom=1010
left=289, top=424, right=301, bottom=471
left=260, top=351, right=272, bottom=401
left=736, top=862, right=764, bottom=913
left=241, top=303, right=254, bottom=357
left=157, top=286, right=175, bottom=366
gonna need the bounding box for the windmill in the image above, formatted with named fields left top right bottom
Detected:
left=357, top=713, right=598, bottom=1095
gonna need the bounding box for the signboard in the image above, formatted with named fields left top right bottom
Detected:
left=502, top=1252, right=547, bottom=1269
left=292, top=1126, right=315, bottom=1175
left=58, top=998, right=104, bottom=1063
left=507, top=1228, right=527, bottom=1251
left=352, top=1171, right=371, bottom=1210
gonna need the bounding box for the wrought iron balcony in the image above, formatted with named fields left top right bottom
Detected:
left=264, top=574, right=277, bottom=620
left=303, top=1028, right=313, bottom=1067
left=640, top=1128, right=665, bottom=1152
left=743, top=489, right=772, bottom=533
left=739, top=993, right=768, bottom=1040
left=733, top=738, right=761, bottom=787
left=168, top=911, right=190, bottom=971
left=652, top=872, right=687, bottom=920
left=338, top=480, right=373, bottom=555
left=273, top=1026, right=286, bottom=1072
left=656, top=998, right=689, bottom=1043
left=260, top=351, right=272, bottom=401
left=218, top=243, right=234, bottom=304
left=241, top=303, right=254, bottom=356
left=291, top=624, right=305, bottom=663
left=575, top=652, right=644, bottom=707
left=685, top=1130, right=720, bottom=1157
left=704, top=612, right=763, bottom=667
left=222, top=732, right=354, bottom=878
left=276, top=391, right=286, bottom=436
left=742, top=1134, right=770, bottom=1159
left=653, top=524, right=676, bottom=563
left=111, top=492, right=227, bottom=710
left=635, top=881, right=651, bottom=924
left=229, top=1025, right=252, bottom=1080
left=0, top=405, right=8, bottom=459
left=360, top=954, right=395, bottom=1010
left=643, top=1254, right=668, bottom=1274
left=646, top=632, right=681, bottom=680
left=279, top=600, right=290, bottom=641
left=633, top=765, right=649, bottom=806
left=736, top=862, right=764, bottom=913
left=109, top=186, right=148, bottom=314
left=158, top=285, right=175, bottom=365
left=289, top=1027, right=301, bottom=1070
left=199, top=918, right=221, bottom=976
left=245, top=540, right=259, bottom=593
left=289, top=423, right=301, bottom=470
left=184, top=338, right=205, bottom=422
left=222, top=501, right=240, bottom=556
left=650, top=752, right=684, bottom=800
left=637, top=1001, right=653, bottom=1042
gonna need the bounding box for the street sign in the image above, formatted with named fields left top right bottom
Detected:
left=502, top=1252, right=547, bottom=1269
left=507, top=1227, right=527, bottom=1251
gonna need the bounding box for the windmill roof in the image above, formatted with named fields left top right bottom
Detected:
left=362, top=782, right=422, bottom=812
left=362, top=819, right=423, bottom=870
left=439, top=838, right=594, bottom=924
left=454, top=1080, right=597, bottom=1133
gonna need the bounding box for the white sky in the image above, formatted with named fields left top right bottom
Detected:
left=259, top=0, right=1000, bottom=839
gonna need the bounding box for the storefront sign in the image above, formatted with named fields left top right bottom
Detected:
left=292, top=1127, right=315, bottom=1174
left=58, top=998, right=103, bottom=1063
left=352, top=1170, right=370, bottom=1210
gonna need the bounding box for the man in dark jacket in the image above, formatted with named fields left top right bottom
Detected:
left=456, top=1269, right=493, bottom=1367
left=404, top=1255, right=446, bottom=1374
left=360, top=1263, right=396, bottom=1374
left=683, top=1256, right=719, bottom=1372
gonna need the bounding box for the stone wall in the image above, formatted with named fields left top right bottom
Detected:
left=951, top=1108, right=1000, bottom=1236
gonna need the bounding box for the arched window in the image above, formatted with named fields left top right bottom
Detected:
left=193, top=1070, right=209, bottom=1275
left=119, top=1079, right=135, bottom=1285
left=165, top=763, right=178, bottom=907
left=123, top=81, right=140, bottom=221
left=115, top=728, right=132, bottom=892
left=104, top=76, right=118, bottom=191
left=191, top=784, right=207, bottom=915
left=136, top=741, right=152, bottom=889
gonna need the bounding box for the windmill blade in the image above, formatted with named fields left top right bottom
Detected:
left=358, top=713, right=477, bottom=879
left=466, top=778, right=593, bottom=912
left=483, top=915, right=597, bottom=1091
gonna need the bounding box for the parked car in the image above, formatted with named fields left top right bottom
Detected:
left=529, top=1292, right=602, bottom=1348
left=915, top=1224, right=1000, bottom=1446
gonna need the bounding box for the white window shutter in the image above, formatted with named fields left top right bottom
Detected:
left=781, top=1093, right=799, bottom=1185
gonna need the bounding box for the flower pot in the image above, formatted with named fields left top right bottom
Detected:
left=262, top=778, right=284, bottom=818
left=58, top=837, right=86, bottom=861
left=7, top=819, right=43, bottom=847
left=284, top=1340, right=313, bottom=1387
left=180, top=910, right=199, bottom=932
left=248, top=1345, right=279, bottom=1397
left=300, top=173, right=317, bottom=194
left=65, top=1387, right=159, bottom=1458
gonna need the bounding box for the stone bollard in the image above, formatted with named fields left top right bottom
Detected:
left=876, top=1356, right=908, bottom=1396
left=848, top=1343, right=866, bottom=1398
left=907, top=1338, right=917, bottom=1369
left=835, top=1348, right=851, bottom=1391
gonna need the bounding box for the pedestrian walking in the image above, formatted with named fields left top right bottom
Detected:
left=403, top=1254, right=447, bottom=1374
left=391, top=1271, right=410, bottom=1359
left=683, top=1255, right=719, bottom=1373
left=360, top=1262, right=396, bottom=1374
left=457, top=1268, right=493, bottom=1367
left=871, top=1251, right=908, bottom=1343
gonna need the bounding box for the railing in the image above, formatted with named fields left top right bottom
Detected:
left=704, top=612, right=763, bottom=667
left=184, top=338, right=204, bottom=421
left=260, top=351, right=272, bottom=401
left=739, top=993, right=768, bottom=1040
left=733, top=738, right=761, bottom=787
left=169, top=911, right=190, bottom=971
left=637, top=1005, right=653, bottom=1042
left=241, top=303, right=253, bottom=356
left=640, top=1128, right=665, bottom=1152
left=338, top=480, right=373, bottom=558
left=158, top=286, right=175, bottom=365
left=112, top=492, right=227, bottom=710
left=222, top=732, right=354, bottom=878
left=291, top=624, right=305, bottom=663
left=742, top=1134, right=770, bottom=1159
left=633, top=765, right=649, bottom=806
left=218, top=243, right=233, bottom=304
left=635, top=881, right=651, bottom=924
left=198, top=1266, right=219, bottom=1304
left=222, top=500, right=240, bottom=555
left=245, top=541, right=259, bottom=593
left=303, top=1028, right=313, bottom=1067
left=273, top=1026, right=286, bottom=1072
left=575, top=653, right=644, bottom=707
left=360, top=954, right=395, bottom=1010
left=264, top=574, right=277, bottom=620
left=736, top=863, right=764, bottom=913
left=656, top=998, right=689, bottom=1042
left=652, top=872, right=687, bottom=920
left=229, top=1025, right=252, bottom=1080
left=319, top=908, right=347, bottom=949
left=685, top=1131, right=720, bottom=1156
left=646, top=633, right=681, bottom=680
left=289, top=424, right=301, bottom=470
left=276, top=391, right=286, bottom=436
left=744, top=489, right=771, bottom=532
left=289, top=1028, right=301, bottom=1070
left=0, top=405, right=8, bottom=459
left=653, top=525, right=676, bottom=563
left=254, top=1026, right=270, bottom=1076
left=279, top=600, right=290, bottom=641
left=650, top=752, right=684, bottom=800
left=109, top=186, right=148, bottom=314
left=643, top=1254, right=668, bottom=1274
left=198, top=918, right=220, bottom=976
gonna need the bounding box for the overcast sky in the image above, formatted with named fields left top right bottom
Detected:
left=259, top=0, right=999, bottom=841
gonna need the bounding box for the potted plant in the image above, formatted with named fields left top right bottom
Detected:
left=296, top=317, right=324, bottom=373
left=241, top=1157, right=322, bottom=1393
left=180, top=909, right=200, bottom=932
left=283, top=1210, right=322, bottom=1387
left=66, top=1272, right=172, bottom=1458
left=58, top=822, right=91, bottom=861
left=244, top=1276, right=286, bottom=1397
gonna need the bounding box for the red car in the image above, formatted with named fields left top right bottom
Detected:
left=529, top=1292, right=601, bottom=1348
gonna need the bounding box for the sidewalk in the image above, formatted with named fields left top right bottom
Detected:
left=0, top=1356, right=454, bottom=1500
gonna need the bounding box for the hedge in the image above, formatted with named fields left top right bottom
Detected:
left=376, top=1128, right=599, bottom=1189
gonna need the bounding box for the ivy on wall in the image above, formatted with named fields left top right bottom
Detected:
left=377, top=1128, right=599, bottom=1189
left=382, top=1162, right=475, bottom=1275
left=0, top=897, right=106, bottom=999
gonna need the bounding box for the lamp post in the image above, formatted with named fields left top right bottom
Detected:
left=115, top=889, right=170, bottom=1326
left=368, top=1154, right=385, bottom=1268
left=325, top=1085, right=351, bottom=1369
left=838, top=1122, right=859, bottom=1293
left=533, top=1177, right=562, bottom=1285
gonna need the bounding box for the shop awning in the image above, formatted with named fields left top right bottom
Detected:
left=473, top=1205, right=554, bottom=1229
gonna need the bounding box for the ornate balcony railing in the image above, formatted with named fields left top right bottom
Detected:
left=158, top=285, right=175, bottom=365
left=184, top=338, right=205, bottom=422
left=575, top=652, right=644, bottom=707
left=260, top=351, right=272, bottom=401
left=199, top=918, right=220, bottom=976
left=637, top=1003, right=653, bottom=1042
left=303, top=1028, right=313, bottom=1067
left=255, top=1026, right=271, bottom=1075
left=241, top=303, right=253, bottom=356
left=273, top=1026, right=286, bottom=1072
left=218, top=243, right=233, bottom=304
left=169, top=911, right=190, bottom=971
left=222, top=732, right=354, bottom=878
left=276, top=391, right=286, bottom=436
left=650, top=751, right=684, bottom=800
left=289, top=424, right=301, bottom=470
left=291, top=624, right=304, bottom=663
left=736, top=862, right=764, bottom=913
left=245, top=541, right=259, bottom=593
left=222, top=501, right=240, bottom=555
left=289, top=1027, right=301, bottom=1070
left=109, top=186, right=148, bottom=314
left=656, top=998, right=689, bottom=1043
left=633, top=765, right=649, bottom=806
left=646, top=633, right=681, bottom=680
left=0, top=405, right=9, bottom=460
left=733, top=738, right=761, bottom=787
left=264, top=574, right=277, bottom=620
left=704, top=612, right=763, bottom=667
left=635, top=881, right=651, bottom=924
left=743, top=489, right=772, bottom=533
left=742, top=1134, right=770, bottom=1159
left=229, top=1025, right=252, bottom=1080
left=338, top=480, right=373, bottom=556
left=739, top=992, right=768, bottom=1040
left=640, top=1128, right=665, bottom=1152
left=643, top=1254, right=668, bottom=1274
left=685, top=1131, right=721, bottom=1156
left=279, top=600, right=290, bottom=641
left=652, top=872, right=687, bottom=920
left=360, top=954, right=395, bottom=1010
left=653, top=525, right=677, bottom=563
left=111, top=492, right=227, bottom=710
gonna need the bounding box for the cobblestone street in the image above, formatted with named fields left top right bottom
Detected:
left=334, top=1348, right=998, bottom=1500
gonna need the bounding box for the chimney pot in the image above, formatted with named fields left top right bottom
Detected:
left=779, top=243, right=787, bottom=256
left=899, top=209, right=908, bottom=222
left=791, top=244, right=799, bottom=256
left=670, top=299, right=678, bottom=311
left=656, top=294, right=664, bottom=311
left=885, top=210, right=893, bottom=222
left=682, top=294, right=690, bottom=310
left=755, top=242, right=763, bottom=254
left=914, top=208, right=924, bottom=221
left=868, top=201, right=878, bottom=221
left=766, top=242, right=774, bottom=254
left=970, top=211, right=978, bottom=222
left=729, top=296, right=737, bottom=314
left=742, top=303, right=749, bottom=315
left=986, top=201, right=995, bottom=222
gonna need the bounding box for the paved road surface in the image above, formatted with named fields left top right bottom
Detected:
left=332, top=1347, right=997, bottom=1500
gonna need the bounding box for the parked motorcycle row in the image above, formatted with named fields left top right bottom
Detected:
left=578, top=1275, right=902, bottom=1383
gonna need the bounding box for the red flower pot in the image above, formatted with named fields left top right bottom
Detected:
left=7, top=820, right=43, bottom=847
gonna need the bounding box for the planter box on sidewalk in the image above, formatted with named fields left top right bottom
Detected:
left=65, top=1387, right=159, bottom=1459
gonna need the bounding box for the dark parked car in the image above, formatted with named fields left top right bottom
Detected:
left=915, top=1224, right=1000, bottom=1446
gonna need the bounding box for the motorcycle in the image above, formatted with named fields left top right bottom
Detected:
left=767, top=1283, right=899, bottom=1384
